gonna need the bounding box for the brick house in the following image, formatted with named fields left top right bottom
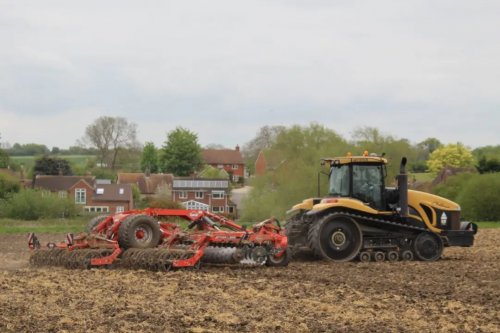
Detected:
left=255, top=150, right=267, bottom=176
left=202, top=146, right=245, bottom=183
left=117, top=173, right=174, bottom=198
left=172, top=177, right=237, bottom=216
left=33, top=175, right=133, bottom=214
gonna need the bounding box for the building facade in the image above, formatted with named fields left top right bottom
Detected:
left=172, top=178, right=236, bottom=215
left=202, top=146, right=245, bottom=183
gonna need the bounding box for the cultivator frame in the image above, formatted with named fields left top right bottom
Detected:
left=29, top=208, right=289, bottom=271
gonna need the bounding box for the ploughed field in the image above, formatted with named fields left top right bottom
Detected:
left=0, top=230, right=499, bottom=333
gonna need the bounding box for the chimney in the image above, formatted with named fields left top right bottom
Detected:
left=235, top=145, right=240, bottom=151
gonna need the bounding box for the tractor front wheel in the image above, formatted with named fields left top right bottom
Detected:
left=308, top=213, right=363, bottom=262
left=118, top=215, right=161, bottom=250
left=412, top=232, right=443, bottom=261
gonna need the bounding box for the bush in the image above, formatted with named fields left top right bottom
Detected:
left=456, top=174, right=500, bottom=221
left=432, top=173, right=475, bottom=202
left=0, top=173, right=20, bottom=199
left=433, top=173, right=500, bottom=221
left=0, top=189, right=80, bottom=220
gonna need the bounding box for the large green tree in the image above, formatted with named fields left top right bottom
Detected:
left=351, top=126, right=418, bottom=180
left=159, top=127, right=202, bottom=176
left=33, top=156, right=73, bottom=176
left=427, top=143, right=475, bottom=173
left=141, top=142, right=159, bottom=173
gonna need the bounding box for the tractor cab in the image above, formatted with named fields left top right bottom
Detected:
left=325, top=152, right=389, bottom=211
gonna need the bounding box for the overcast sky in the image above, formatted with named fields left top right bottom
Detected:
left=1, top=0, right=499, bottom=150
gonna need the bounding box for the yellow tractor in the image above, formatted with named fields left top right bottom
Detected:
left=285, top=152, right=477, bottom=262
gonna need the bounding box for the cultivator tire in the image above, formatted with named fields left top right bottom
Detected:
left=118, top=214, right=161, bottom=250
left=265, top=248, right=291, bottom=267
left=412, top=232, right=443, bottom=261
left=308, top=213, right=363, bottom=262
left=86, top=215, right=109, bottom=233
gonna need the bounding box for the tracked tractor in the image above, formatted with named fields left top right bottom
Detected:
left=285, top=152, right=477, bottom=262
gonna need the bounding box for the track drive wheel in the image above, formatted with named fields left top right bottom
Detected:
left=308, top=213, right=363, bottom=262
left=118, top=215, right=161, bottom=250
left=412, top=232, right=443, bottom=262
left=86, top=214, right=109, bottom=233
left=266, top=248, right=291, bottom=267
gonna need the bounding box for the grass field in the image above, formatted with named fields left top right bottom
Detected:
left=0, top=217, right=89, bottom=234
left=9, top=155, right=95, bottom=171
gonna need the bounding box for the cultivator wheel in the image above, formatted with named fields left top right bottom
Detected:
left=117, top=248, right=197, bottom=271
left=29, top=249, right=113, bottom=269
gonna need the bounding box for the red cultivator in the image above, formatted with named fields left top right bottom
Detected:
left=28, top=208, right=289, bottom=271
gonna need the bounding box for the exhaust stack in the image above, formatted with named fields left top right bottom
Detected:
left=397, top=157, right=409, bottom=217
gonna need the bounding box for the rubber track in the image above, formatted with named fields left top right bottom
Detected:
left=307, top=211, right=428, bottom=260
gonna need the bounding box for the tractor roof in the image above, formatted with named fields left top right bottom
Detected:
left=322, top=155, right=387, bottom=166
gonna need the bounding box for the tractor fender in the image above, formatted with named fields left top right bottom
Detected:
left=306, top=198, right=379, bottom=218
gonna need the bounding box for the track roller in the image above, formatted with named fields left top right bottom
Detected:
left=359, top=251, right=371, bottom=262
left=373, top=251, right=385, bottom=262
left=401, top=250, right=413, bottom=261
left=386, top=251, right=399, bottom=262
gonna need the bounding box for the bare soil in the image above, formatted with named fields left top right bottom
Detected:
left=0, top=230, right=499, bottom=333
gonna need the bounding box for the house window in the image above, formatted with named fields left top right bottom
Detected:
left=178, top=191, right=187, bottom=199
left=195, top=191, right=204, bottom=199
left=217, top=164, right=224, bottom=169
left=84, top=206, right=109, bottom=213
left=232, top=164, right=239, bottom=170
left=58, top=191, right=67, bottom=199
left=232, top=175, right=239, bottom=182
left=212, top=206, right=224, bottom=213
left=212, top=191, right=225, bottom=199
left=75, top=188, right=86, bottom=204
left=116, top=206, right=125, bottom=213
left=183, top=200, right=209, bottom=211
left=227, top=206, right=235, bottom=214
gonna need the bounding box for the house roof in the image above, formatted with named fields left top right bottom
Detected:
left=34, top=175, right=95, bottom=192
left=117, top=173, right=173, bottom=194
left=92, top=184, right=132, bottom=202
left=202, top=148, right=244, bottom=165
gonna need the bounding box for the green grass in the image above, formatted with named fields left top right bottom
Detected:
left=475, top=221, right=500, bottom=229
left=0, top=217, right=89, bottom=234
left=10, top=155, right=94, bottom=171
left=410, top=172, right=434, bottom=183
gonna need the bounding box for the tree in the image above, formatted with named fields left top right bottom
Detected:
left=476, top=156, right=500, bottom=174
left=33, top=156, right=73, bottom=176
left=140, top=142, right=159, bottom=174
left=241, top=123, right=352, bottom=221
left=81, top=116, right=138, bottom=170
left=352, top=126, right=418, bottom=180
left=241, top=125, right=286, bottom=174
left=159, top=127, right=202, bottom=176
left=0, top=148, right=9, bottom=168
left=416, top=137, right=442, bottom=158
left=427, top=143, right=475, bottom=173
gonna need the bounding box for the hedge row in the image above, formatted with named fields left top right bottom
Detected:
left=433, top=173, right=500, bottom=221
left=0, top=189, right=79, bottom=220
